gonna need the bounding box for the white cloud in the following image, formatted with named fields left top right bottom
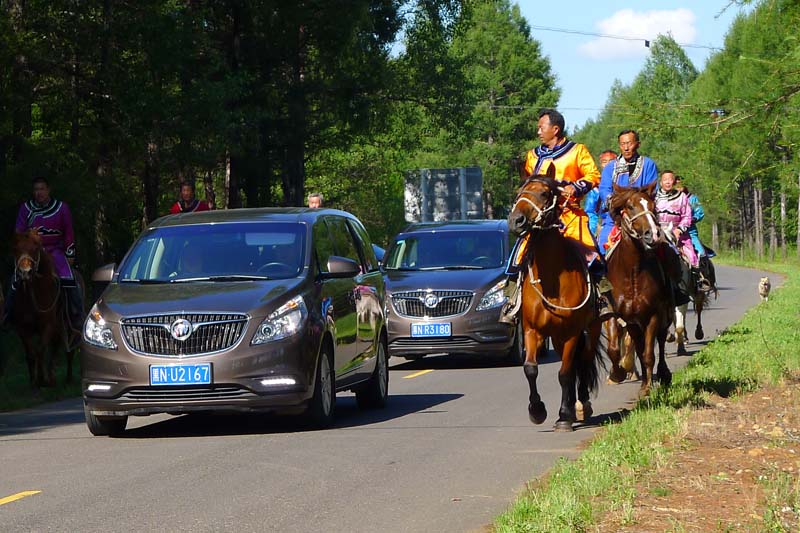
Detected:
left=578, top=8, right=697, bottom=60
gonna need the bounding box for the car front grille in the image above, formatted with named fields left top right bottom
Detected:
left=390, top=336, right=479, bottom=349
left=119, top=386, right=258, bottom=402
left=390, top=290, right=474, bottom=318
left=121, top=313, right=249, bottom=357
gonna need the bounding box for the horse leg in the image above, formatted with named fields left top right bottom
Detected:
left=694, top=292, right=705, bottom=340
left=576, top=323, right=601, bottom=423
left=634, top=320, right=655, bottom=398
left=20, top=335, right=38, bottom=387
left=656, top=325, right=672, bottom=387
left=674, top=303, right=688, bottom=356
left=523, top=327, right=547, bottom=425
left=606, top=319, right=627, bottom=384
left=554, top=335, right=580, bottom=432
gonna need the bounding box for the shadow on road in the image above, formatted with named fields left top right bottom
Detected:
left=0, top=399, right=84, bottom=439
left=389, top=348, right=559, bottom=371
left=118, top=392, right=463, bottom=439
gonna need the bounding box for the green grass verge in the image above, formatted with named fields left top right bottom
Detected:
left=494, top=256, right=800, bottom=532
left=0, top=330, right=82, bottom=412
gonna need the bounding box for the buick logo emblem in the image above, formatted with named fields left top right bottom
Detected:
left=423, top=293, right=439, bottom=308
left=170, top=318, right=193, bottom=341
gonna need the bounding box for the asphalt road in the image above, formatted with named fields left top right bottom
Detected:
left=0, top=265, right=776, bottom=532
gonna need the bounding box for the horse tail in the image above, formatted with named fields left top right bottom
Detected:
left=577, top=329, right=604, bottom=395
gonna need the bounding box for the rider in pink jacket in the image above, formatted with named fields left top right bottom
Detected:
left=655, top=170, right=698, bottom=268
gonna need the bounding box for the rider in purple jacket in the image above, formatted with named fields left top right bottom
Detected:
left=4, top=176, right=84, bottom=331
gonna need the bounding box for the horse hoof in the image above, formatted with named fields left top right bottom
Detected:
left=607, top=368, right=627, bottom=384
left=658, top=374, right=672, bottom=387
left=528, top=402, right=547, bottom=425
left=637, top=387, right=651, bottom=400
left=694, top=327, right=704, bottom=340
left=677, top=343, right=688, bottom=356
left=576, top=401, right=592, bottom=422
left=666, top=332, right=675, bottom=343
left=554, top=420, right=574, bottom=432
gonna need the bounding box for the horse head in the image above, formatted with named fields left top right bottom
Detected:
left=508, top=164, right=562, bottom=236
left=608, top=182, right=662, bottom=250
left=13, top=229, right=46, bottom=281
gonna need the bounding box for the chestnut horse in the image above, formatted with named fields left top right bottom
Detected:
left=507, top=167, right=603, bottom=431
left=605, top=183, right=679, bottom=397
left=11, top=230, right=79, bottom=387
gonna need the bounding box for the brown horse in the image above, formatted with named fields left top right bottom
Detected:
left=605, top=183, right=678, bottom=397
left=11, top=230, right=78, bottom=387
left=507, top=166, right=603, bottom=431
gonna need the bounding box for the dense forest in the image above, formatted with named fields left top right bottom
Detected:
left=1, top=0, right=798, bottom=280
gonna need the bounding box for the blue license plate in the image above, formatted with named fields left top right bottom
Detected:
left=149, top=363, right=212, bottom=386
left=411, top=322, right=452, bottom=338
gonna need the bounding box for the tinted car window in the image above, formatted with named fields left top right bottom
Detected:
left=327, top=217, right=361, bottom=267
left=117, top=222, right=305, bottom=281
left=347, top=219, right=378, bottom=272
left=385, top=231, right=505, bottom=270
left=312, top=219, right=335, bottom=274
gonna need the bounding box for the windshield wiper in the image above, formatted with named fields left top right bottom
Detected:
left=120, top=278, right=168, bottom=284
left=169, top=275, right=271, bottom=283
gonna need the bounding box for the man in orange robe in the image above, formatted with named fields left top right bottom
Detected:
left=500, top=109, right=613, bottom=323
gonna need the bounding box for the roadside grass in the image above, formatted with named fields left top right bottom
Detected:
left=494, top=256, right=800, bottom=532
left=0, top=329, right=82, bottom=412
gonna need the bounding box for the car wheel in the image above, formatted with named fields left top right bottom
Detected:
left=507, top=321, right=526, bottom=365
left=84, top=404, right=127, bottom=437
left=306, top=345, right=335, bottom=428
left=355, top=339, right=389, bottom=409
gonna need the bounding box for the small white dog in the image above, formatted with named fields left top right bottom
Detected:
left=758, top=276, right=771, bottom=302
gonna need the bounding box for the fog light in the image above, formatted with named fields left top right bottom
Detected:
left=260, top=377, right=297, bottom=387
left=87, top=384, right=112, bottom=392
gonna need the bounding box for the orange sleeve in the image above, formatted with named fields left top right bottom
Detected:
left=523, top=149, right=537, bottom=178
left=575, top=143, right=600, bottom=188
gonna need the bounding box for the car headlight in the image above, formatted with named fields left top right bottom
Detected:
left=251, top=295, right=308, bottom=345
left=83, top=304, right=118, bottom=350
left=476, top=280, right=508, bottom=311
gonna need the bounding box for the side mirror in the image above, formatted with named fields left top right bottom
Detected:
left=324, top=256, right=361, bottom=278
left=92, top=263, right=116, bottom=283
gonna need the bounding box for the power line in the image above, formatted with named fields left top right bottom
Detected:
left=527, top=24, right=722, bottom=51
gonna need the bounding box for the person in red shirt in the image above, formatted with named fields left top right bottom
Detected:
left=170, top=181, right=211, bottom=214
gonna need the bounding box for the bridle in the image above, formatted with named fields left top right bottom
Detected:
left=617, top=196, right=660, bottom=246
left=511, top=178, right=561, bottom=233
left=15, top=246, right=61, bottom=314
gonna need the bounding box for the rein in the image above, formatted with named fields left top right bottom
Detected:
left=527, top=263, right=593, bottom=312
left=511, top=179, right=561, bottom=231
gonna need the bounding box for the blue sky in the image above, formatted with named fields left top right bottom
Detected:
left=515, top=1, right=753, bottom=131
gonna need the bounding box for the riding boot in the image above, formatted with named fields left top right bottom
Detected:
left=498, top=275, right=521, bottom=325
left=691, top=266, right=711, bottom=292
left=593, top=274, right=615, bottom=321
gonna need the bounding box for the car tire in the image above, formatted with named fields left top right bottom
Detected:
left=355, top=339, right=389, bottom=409
left=84, top=404, right=127, bottom=437
left=306, top=345, right=335, bottom=428
left=507, top=321, right=526, bottom=365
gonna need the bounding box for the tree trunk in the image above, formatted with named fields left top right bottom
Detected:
left=712, top=220, right=719, bottom=252
left=768, top=190, right=776, bottom=262
left=204, top=171, right=216, bottom=210
left=142, top=139, right=160, bottom=227
left=780, top=189, right=787, bottom=259
left=754, top=184, right=763, bottom=259
left=9, top=0, right=32, bottom=162
left=93, top=0, right=113, bottom=265
left=283, top=24, right=308, bottom=207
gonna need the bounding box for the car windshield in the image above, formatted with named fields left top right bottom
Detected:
left=384, top=230, right=506, bottom=270
left=117, top=222, right=306, bottom=282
